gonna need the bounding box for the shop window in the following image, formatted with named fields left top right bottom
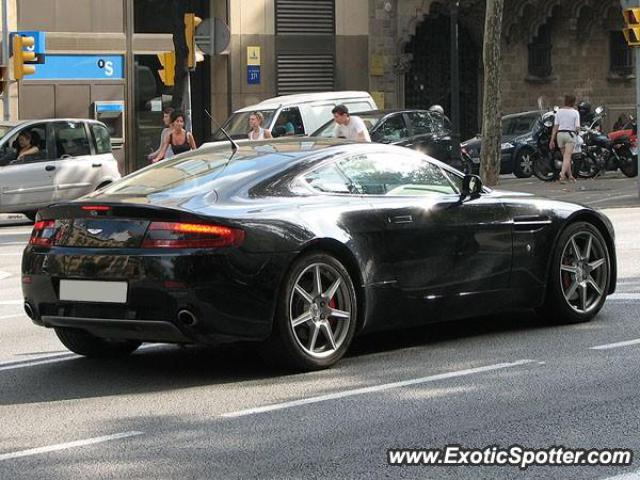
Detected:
left=610, top=31, right=633, bottom=76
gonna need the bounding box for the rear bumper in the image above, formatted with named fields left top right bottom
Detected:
left=22, top=246, right=295, bottom=344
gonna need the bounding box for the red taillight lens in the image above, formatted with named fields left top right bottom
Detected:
left=141, top=222, right=245, bottom=249
left=81, top=205, right=111, bottom=211
left=29, top=220, right=57, bottom=246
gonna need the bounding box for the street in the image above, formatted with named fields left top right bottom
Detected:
left=0, top=196, right=638, bottom=479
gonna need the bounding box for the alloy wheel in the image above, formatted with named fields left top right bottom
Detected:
left=519, top=152, right=533, bottom=175
left=288, top=262, right=353, bottom=359
left=559, top=231, right=608, bottom=314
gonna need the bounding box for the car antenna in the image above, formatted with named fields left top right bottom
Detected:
left=204, top=109, right=239, bottom=153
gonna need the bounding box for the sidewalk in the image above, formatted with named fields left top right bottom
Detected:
left=496, top=172, right=640, bottom=209
left=0, top=214, right=31, bottom=226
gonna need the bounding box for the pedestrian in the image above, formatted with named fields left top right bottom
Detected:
left=248, top=111, right=272, bottom=140
left=147, top=106, right=175, bottom=162
left=332, top=104, right=371, bottom=142
left=549, top=94, right=580, bottom=183
left=152, top=111, right=196, bottom=162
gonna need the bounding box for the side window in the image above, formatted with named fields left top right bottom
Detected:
left=337, top=153, right=457, bottom=196
left=0, top=123, right=49, bottom=165
left=344, top=101, right=374, bottom=113
left=407, top=112, right=433, bottom=135
left=371, top=115, right=409, bottom=143
left=302, top=163, right=352, bottom=194
left=429, top=112, right=452, bottom=133
left=91, top=124, right=112, bottom=154
left=53, top=122, right=91, bottom=158
left=274, top=107, right=304, bottom=136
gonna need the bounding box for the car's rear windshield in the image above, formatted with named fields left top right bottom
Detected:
left=212, top=110, right=276, bottom=141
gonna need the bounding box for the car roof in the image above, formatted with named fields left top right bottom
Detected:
left=235, top=91, right=374, bottom=112
left=502, top=110, right=544, bottom=120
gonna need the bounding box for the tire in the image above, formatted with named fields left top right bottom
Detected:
left=537, top=221, right=611, bottom=324
left=618, top=148, right=638, bottom=177
left=513, top=149, right=534, bottom=178
left=55, top=327, right=141, bottom=358
left=532, top=152, right=556, bottom=182
left=265, top=252, right=358, bottom=371
left=573, top=152, right=598, bottom=179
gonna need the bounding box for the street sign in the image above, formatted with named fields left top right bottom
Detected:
left=27, top=55, right=124, bottom=80
left=10, top=30, right=46, bottom=63
left=195, top=17, right=231, bottom=56
left=247, top=65, right=260, bottom=85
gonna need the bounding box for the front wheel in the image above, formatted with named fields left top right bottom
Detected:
left=532, top=152, right=556, bottom=182
left=55, top=328, right=141, bottom=357
left=538, top=222, right=611, bottom=324
left=266, top=252, right=358, bottom=371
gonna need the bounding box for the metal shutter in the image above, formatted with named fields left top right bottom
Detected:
left=276, top=0, right=335, bottom=35
left=276, top=53, right=335, bottom=95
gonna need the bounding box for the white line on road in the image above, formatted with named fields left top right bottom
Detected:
left=0, top=253, right=22, bottom=256
left=608, top=293, right=640, bottom=301
left=0, top=271, right=11, bottom=281
left=0, top=313, right=24, bottom=320
left=591, top=338, right=640, bottom=351
left=0, top=300, right=23, bottom=305
left=0, top=431, right=144, bottom=462
left=222, top=359, right=536, bottom=418
left=0, top=242, right=26, bottom=246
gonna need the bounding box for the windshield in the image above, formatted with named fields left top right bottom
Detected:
left=502, top=113, right=540, bottom=136
left=312, top=112, right=384, bottom=138
left=212, top=110, right=276, bottom=141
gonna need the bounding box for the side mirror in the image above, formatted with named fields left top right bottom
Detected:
left=595, top=106, right=604, bottom=115
left=272, top=126, right=286, bottom=138
left=461, top=174, right=483, bottom=198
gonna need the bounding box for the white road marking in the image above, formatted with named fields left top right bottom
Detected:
left=591, top=338, right=640, bottom=351
left=599, top=468, right=640, bottom=480
left=608, top=293, right=640, bottom=301
left=0, top=313, right=24, bottom=320
left=0, top=271, right=11, bottom=281
left=0, top=300, right=23, bottom=305
left=0, top=253, right=22, bottom=256
left=0, top=431, right=143, bottom=462
left=0, top=242, right=27, bottom=246
left=222, top=359, right=536, bottom=418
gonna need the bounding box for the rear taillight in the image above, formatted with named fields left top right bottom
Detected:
left=29, top=220, right=57, bottom=247
left=141, top=222, right=245, bottom=249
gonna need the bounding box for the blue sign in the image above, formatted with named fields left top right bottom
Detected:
left=10, top=31, right=46, bottom=63
left=27, top=55, right=124, bottom=80
left=96, top=103, right=124, bottom=113
left=247, top=65, right=261, bottom=85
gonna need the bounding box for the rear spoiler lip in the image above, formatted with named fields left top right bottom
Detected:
left=36, top=201, right=234, bottom=227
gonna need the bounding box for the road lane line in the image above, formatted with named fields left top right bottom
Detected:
left=0, top=271, right=11, bottom=281
left=0, top=313, right=24, bottom=320
left=0, top=253, right=22, bottom=256
left=591, top=339, right=640, bottom=351
left=222, top=359, right=536, bottom=418
left=608, top=293, right=640, bottom=301
left=0, top=300, right=22, bottom=305
left=0, top=431, right=144, bottom=462
left=0, top=242, right=27, bottom=246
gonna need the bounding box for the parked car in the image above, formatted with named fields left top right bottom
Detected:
left=461, top=110, right=544, bottom=178
left=0, top=119, right=120, bottom=220
left=23, top=139, right=616, bottom=371
left=311, top=109, right=470, bottom=171
left=208, top=91, right=378, bottom=142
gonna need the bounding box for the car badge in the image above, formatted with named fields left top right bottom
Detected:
left=87, top=228, right=103, bottom=235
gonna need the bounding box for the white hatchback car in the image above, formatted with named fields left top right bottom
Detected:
left=0, top=119, right=121, bottom=220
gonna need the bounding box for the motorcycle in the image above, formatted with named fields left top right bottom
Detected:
left=582, top=107, right=637, bottom=178
left=532, top=110, right=596, bottom=182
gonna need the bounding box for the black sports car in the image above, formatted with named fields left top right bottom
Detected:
left=22, top=139, right=616, bottom=370
left=312, top=109, right=469, bottom=171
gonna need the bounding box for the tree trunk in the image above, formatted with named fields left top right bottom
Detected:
left=171, top=0, right=189, bottom=110
left=479, top=0, right=504, bottom=186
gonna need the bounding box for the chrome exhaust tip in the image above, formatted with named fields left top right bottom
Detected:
left=177, top=309, right=197, bottom=327
left=24, top=302, right=34, bottom=319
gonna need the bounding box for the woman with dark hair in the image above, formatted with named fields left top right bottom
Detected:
left=17, top=131, right=39, bottom=161
left=152, top=111, right=197, bottom=162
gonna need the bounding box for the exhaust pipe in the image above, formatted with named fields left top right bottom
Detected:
left=24, top=302, right=34, bottom=319
left=177, top=309, right=197, bottom=327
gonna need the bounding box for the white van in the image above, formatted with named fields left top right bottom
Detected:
left=0, top=119, right=121, bottom=220
left=210, top=91, right=377, bottom=141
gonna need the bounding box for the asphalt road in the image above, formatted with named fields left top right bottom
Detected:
left=0, top=209, right=639, bottom=479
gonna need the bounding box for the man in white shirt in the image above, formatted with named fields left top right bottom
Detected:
left=332, top=104, right=371, bottom=142
left=549, top=94, right=580, bottom=183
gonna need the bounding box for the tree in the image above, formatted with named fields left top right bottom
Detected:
left=479, top=0, right=504, bottom=186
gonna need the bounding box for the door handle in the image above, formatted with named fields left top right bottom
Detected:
left=92, top=163, right=102, bottom=168
left=388, top=215, right=413, bottom=224
left=45, top=165, right=56, bottom=171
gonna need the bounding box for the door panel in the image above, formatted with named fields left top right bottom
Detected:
left=51, top=122, right=97, bottom=201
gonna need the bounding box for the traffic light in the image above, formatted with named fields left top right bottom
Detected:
left=12, top=34, right=36, bottom=80
left=158, top=52, right=176, bottom=86
left=184, top=13, right=203, bottom=70
left=623, top=8, right=640, bottom=47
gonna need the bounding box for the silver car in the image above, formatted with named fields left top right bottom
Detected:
left=0, top=119, right=121, bottom=220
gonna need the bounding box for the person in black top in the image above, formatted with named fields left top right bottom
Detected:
left=152, top=111, right=197, bottom=162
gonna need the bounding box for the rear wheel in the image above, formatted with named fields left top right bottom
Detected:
left=538, top=222, right=611, bottom=324
left=55, top=328, right=141, bottom=358
left=266, top=252, right=358, bottom=371
left=532, top=152, right=556, bottom=181
left=618, top=148, right=638, bottom=177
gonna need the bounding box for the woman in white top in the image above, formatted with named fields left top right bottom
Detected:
left=549, top=94, right=580, bottom=183
left=248, top=112, right=273, bottom=141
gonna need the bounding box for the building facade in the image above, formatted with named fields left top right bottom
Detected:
left=0, top=0, right=634, bottom=172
